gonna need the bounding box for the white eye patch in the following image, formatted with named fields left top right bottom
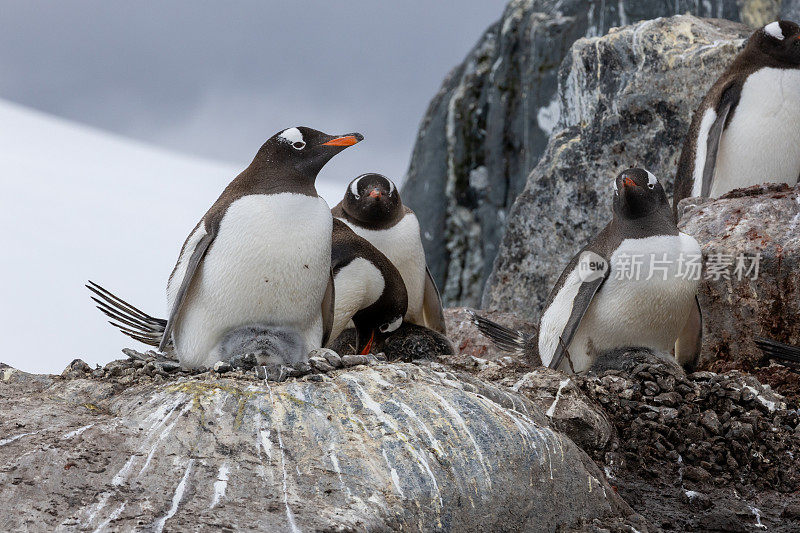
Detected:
left=387, top=178, right=396, bottom=195
left=279, top=127, right=305, bottom=149
left=380, top=316, right=403, bottom=333
left=645, top=169, right=658, bottom=189
left=765, top=21, right=784, bottom=40
left=349, top=176, right=363, bottom=198
left=612, top=179, right=619, bottom=194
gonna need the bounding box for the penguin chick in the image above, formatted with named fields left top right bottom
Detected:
left=474, top=168, right=703, bottom=374
left=329, top=219, right=407, bottom=355
left=87, top=127, right=363, bottom=369
left=673, top=20, right=800, bottom=216
left=332, top=173, right=446, bottom=334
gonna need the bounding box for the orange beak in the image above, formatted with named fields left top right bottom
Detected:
left=322, top=135, right=360, bottom=147
left=369, top=189, right=381, bottom=199
left=359, top=330, right=375, bottom=355
left=622, top=177, right=636, bottom=188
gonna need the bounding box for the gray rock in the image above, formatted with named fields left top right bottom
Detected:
left=483, top=15, right=751, bottom=318
left=512, top=368, right=614, bottom=453
left=402, top=1, right=766, bottom=308
left=212, top=360, right=231, bottom=373
left=0, top=363, right=629, bottom=531
left=678, top=183, right=800, bottom=369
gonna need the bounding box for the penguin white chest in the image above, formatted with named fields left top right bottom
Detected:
left=174, top=193, right=332, bottom=367
left=711, top=68, right=800, bottom=196
left=340, top=214, right=426, bottom=322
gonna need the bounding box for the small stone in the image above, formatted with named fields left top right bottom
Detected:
left=229, top=353, right=258, bottom=371
left=700, top=410, right=721, bottom=435
left=213, top=361, right=231, bottom=373
left=643, top=381, right=660, bottom=396
left=309, top=356, right=335, bottom=373
left=342, top=354, right=369, bottom=367
left=61, top=359, right=91, bottom=379
left=156, top=361, right=181, bottom=373
left=118, top=375, right=135, bottom=386
left=684, top=465, right=712, bottom=483
left=293, top=361, right=312, bottom=374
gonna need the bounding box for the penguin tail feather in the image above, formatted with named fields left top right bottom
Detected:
left=467, top=310, right=531, bottom=358
left=86, top=280, right=166, bottom=348
left=755, top=336, right=800, bottom=370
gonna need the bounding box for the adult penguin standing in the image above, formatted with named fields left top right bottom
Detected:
left=673, top=20, right=800, bottom=215
left=332, top=173, right=447, bottom=334
left=88, top=127, right=363, bottom=369
left=474, top=169, right=703, bottom=373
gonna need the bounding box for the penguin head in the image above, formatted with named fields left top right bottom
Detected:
left=256, top=127, right=364, bottom=178
left=342, top=173, right=404, bottom=226
left=612, top=168, right=669, bottom=219
left=352, top=314, right=404, bottom=355
left=756, top=21, right=800, bottom=65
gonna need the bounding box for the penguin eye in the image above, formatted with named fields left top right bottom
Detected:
left=292, top=141, right=306, bottom=150
left=647, top=183, right=655, bottom=190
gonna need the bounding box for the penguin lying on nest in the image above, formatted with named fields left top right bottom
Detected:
left=673, top=20, right=800, bottom=216
left=472, top=168, right=702, bottom=374
left=327, top=219, right=408, bottom=355
left=87, top=127, right=362, bottom=370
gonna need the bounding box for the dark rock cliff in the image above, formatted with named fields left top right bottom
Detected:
left=402, top=0, right=778, bottom=308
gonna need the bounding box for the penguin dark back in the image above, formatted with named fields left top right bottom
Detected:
left=336, top=173, right=405, bottom=230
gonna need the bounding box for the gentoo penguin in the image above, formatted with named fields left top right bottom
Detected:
left=329, top=218, right=408, bottom=354
left=87, top=127, right=363, bottom=369
left=474, top=168, right=703, bottom=374
left=673, top=20, right=800, bottom=215
left=332, top=173, right=446, bottom=334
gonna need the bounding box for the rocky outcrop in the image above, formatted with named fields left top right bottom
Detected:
left=482, top=15, right=751, bottom=318
left=402, top=1, right=775, bottom=308
left=678, top=183, right=800, bottom=370
left=0, top=361, right=630, bottom=532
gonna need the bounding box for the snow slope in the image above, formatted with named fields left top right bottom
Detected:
left=0, top=100, right=350, bottom=373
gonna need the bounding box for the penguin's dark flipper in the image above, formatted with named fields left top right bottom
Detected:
left=86, top=281, right=166, bottom=347
left=755, top=337, right=800, bottom=369
left=160, top=225, right=217, bottom=352
left=321, top=269, right=335, bottom=347
left=548, top=273, right=608, bottom=371
left=468, top=310, right=533, bottom=358
left=422, top=266, right=447, bottom=335
left=699, top=82, right=741, bottom=198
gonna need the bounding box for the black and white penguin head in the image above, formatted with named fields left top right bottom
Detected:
left=755, top=21, right=800, bottom=65
left=342, top=173, right=404, bottom=226
left=612, top=168, right=669, bottom=219
left=256, top=127, right=364, bottom=176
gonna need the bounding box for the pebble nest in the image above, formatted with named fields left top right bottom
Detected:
left=60, top=348, right=385, bottom=386
left=581, top=360, right=800, bottom=493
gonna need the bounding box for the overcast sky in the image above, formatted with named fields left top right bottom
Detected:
left=0, top=1, right=507, bottom=185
